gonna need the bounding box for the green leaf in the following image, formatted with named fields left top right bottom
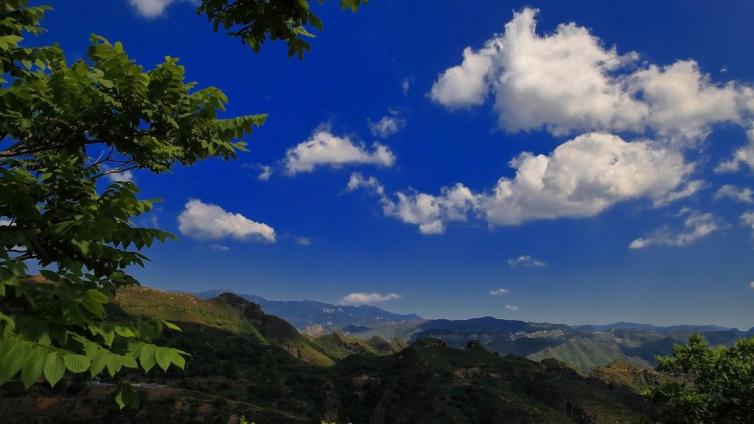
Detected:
left=63, top=354, right=91, bottom=373
left=171, top=350, right=186, bottom=369
left=155, top=346, right=172, bottom=372
left=139, top=343, right=156, bottom=373
left=106, top=354, right=122, bottom=377
left=81, top=296, right=105, bottom=318
left=85, top=289, right=109, bottom=304
left=43, top=352, right=66, bottom=387
left=114, top=325, right=136, bottom=338
left=162, top=320, right=181, bottom=332
left=89, top=349, right=108, bottom=377
left=0, top=338, right=30, bottom=384
left=114, top=387, right=126, bottom=409
left=21, top=347, right=46, bottom=389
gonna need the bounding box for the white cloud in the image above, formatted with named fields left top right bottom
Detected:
left=178, top=199, right=276, bottom=243
left=347, top=173, right=476, bottom=235
left=128, top=0, right=192, bottom=18
left=749, top=281, right=754, bottom=289
left=284, top=129, right=395, bottom=175
left=431, top=8, right=752, bottom=145
left=507, top=255, right=547, bottom=268
left=478, top=133, right=691, bottom=226
left=490, top=288, right=509, bottom=296
left=369, top=111, right=405, bottom=138
left=741, top=211, right=754, bottom=235
left=652, top=180, right=704, bottom=208
left=349, top=133, right=692, bottom=233
left=210, top=244, right=230, bottom=252
left=258, top=165, right=272, bottom=181
left=629, top=210, right=719, bottom=249
left=347, top=172, right=386, bottom=196
left=386, top=184, right=476, bottom=234
left=716, top=127, right=754, bottom=173
left=107, top=169, right=134, bottom=183
left=430, top=46, right=495, bottom=107
left=715, top=185, right=754, bottom=204
left=401, top=78, right=411, bottom=96
left=340, top=292, right=400, bottom=305
left=0, top=218, right=12, bottom=226
left=632, top=61, right=742, bottom=143
left=505, top=304, right=519, bottom=311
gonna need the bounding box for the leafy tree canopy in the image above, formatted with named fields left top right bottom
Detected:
left=0, top=0, right=364, bottom=405
left=0, top=0, right=265, bottom=400
left=198, top=0, right=366, bottom=58
left=649, top=334, right=754, bottom=423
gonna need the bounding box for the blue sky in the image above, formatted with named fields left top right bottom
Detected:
left=34, top=0, right=754, bottom=328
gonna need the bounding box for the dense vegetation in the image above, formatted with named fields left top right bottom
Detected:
left=0, top=287, right=655, bottom=423
left=648, top=335, right=754, bottom=423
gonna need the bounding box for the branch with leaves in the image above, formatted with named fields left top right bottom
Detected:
left=0, top=0, right=263, bottom=407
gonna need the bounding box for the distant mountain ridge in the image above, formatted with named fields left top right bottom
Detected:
left=193, top=289, right=423, bottom=335
left=192, top=289, right=753, bottom=372
left=575, top=321, right=736, bottom=334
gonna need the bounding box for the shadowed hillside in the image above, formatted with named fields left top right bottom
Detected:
left=0, top=287, right=654, bottom=423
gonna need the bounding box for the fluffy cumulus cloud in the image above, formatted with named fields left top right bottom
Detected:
left=347, top=173, right=475, bottom=234
left=479, top=133, right=692, bottom=225
left=369, top=111, right=406, bottom=138
left=178, top=199, right=276, bottom=243
left=507, top=255, right=547, bottom=268
left=715, top=185, right=754, bottom=203
left=340, top=292, right=400, bottom=305
left=128, top=0, right=193, bottom=18
left=349, top=133, right=692, bottom=233
left=430, top=47, right=495, bottom=107
left=490, top=288, right=509, bottom=296
left=431, top=8, right=753, bottom=146
left=628, top=210, right=719, bottom=249
left=284, top=129, right=395, bottom=175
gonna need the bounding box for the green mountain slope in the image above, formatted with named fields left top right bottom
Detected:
left=0, top=286, right=653, bottom=423
left=309, top=331, right=405, bottom=361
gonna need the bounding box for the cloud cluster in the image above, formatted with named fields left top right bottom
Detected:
left=628, top=210, right=719, bottom=249
left=340, top=292, right=400, bottom=305
left=178, top=199, right=276, bottom=243
left=369, top=111, right=405, bottom=138
left=430, top=8, right=752, bottom=147
left=505, top=304, right=519, bottom=311
left=507, top=255, right=547, bottom=268
left=284, top=129, right=395, bottom=175
left=348, top=173, right=476, bottom=234
left=489, top=288, right=509, bottom=296
left=348, top=133, right=692, bottom=234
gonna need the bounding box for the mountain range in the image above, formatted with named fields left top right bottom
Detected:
left=194, top=289, right=422, bottom=336
left=194, top=290, right=754, bottom=372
